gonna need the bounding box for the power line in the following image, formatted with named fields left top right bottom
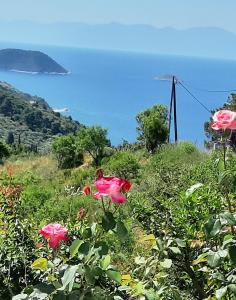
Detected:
left=177, top=81, right=212, bottom=113
left=182, top=81, right=236, bottom=93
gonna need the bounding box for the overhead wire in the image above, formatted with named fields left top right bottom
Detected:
left=177, top=81, right=212, bottom=113
left=181, top=81, right=236, bottom=94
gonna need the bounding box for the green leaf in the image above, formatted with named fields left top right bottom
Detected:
left=204, top=218, right=221, bottom=237
left=52, top=293, right=68, bottom=300
left=218, top=249, right=228, bottom=258
left=116, top=221, right=128, bottom=241
left=217, top=159, right=225, bottom=172
left=228, top=284, right=236, bottom=294
left=58, top=265, right=78, bottom=292
left=106, top=270, right=121, bottom=283
left=102, top=212, right=116, bottom=231
left=160, top=259, right=172, bottom=269
left=100, top=255, right=111, bottom=270
left=169, top=247, right=181, bottom=254
left=69, top=239, right=83, bottom=258
left=220, top=212, right=236, bottom=226
left=84, top=266, right=96, bottom=285
left=216, top=286, right=227, bottom=299
left=78, top=242, right=90, bottom=255
left=186, top=183, right=203, bottom=196
left=12, top=295, right=28, bottom=300
left=31, top=258, right=48, bottom=270
left=208, top=252, right=221, bottom=268
left=94, top=241, right=109, bottom=256
left=192, top=253, right=208, bottom=265
left=229, top=245, right=236, bottom=264
left=82, top=227, right=92, bottom=239
left=175, top=238, right=186, bottom=248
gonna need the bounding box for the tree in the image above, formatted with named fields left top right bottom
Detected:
left=76, top=126, right=110, bottom=166
left=136, top=104, right=168, bottom=152
left=0, top=141, right=10, bottom=163
left=204, top=94, right=236, bottom=150
left=6, top=131, right=14, bottom=145
left=52, top=135, right=83, bottom=169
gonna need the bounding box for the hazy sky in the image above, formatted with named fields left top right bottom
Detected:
left=1, top=0, right=236, bottom=32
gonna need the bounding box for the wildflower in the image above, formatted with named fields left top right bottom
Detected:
left=77, top=207, right=86, bottom=220
left=82, top=186, right=91, bottom=195
left=211, top=109, right=236, bottom=130
left=95, top=175, right=131, bottom=204
left=39, top=223, right=68, bottom=249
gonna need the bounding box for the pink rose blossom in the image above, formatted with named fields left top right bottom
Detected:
left=39, top=223, right=68, bottom=249
left=211, top=110, right=236, bottom=130
left=95, top=176, right=131, bottom=204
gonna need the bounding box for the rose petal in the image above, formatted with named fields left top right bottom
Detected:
left=110, top=192, right=126, bottom=204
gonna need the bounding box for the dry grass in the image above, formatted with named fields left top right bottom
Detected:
left=1, top=155, right=58, bottom=178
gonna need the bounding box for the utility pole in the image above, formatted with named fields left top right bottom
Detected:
left=168, top=76, right=178, bottom=143
left=156, top=74, right=178, bottom=143
left=172, top=76, right=178, bottom=143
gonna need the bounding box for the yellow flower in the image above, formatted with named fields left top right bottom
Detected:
left=140, top=234, right=157, bottom=246
left=121, top=274, right=132, bottom=286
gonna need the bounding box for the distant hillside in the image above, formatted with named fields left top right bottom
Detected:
left=0, top=48, right=68, bottom=74
left=0, top=81, right=81, bottom=150
left=0, top=21, right=236, bottom=59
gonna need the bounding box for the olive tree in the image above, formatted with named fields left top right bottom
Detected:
left=76, top=126, right=110, bottom=166
left=136, top=104, right=168, bottom=152
left=52, top=135, right=83, bottom=169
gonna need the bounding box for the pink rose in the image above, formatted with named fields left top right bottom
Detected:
left=211, top=110, right=236, bottom=130
left=39, top=223, right=68, bottom=249
left=95, top=176, right=132, bottom=204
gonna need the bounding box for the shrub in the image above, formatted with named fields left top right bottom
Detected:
left=136, top=104, right=168, bottom=152
left=104, top=151, right=140, bottom=179
left=52, top=135, right=83, bottom=169
left=76, top=126, right=111, bottom=166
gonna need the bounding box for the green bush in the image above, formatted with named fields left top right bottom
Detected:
left=76, top=126, right=111, bottom=166
left=104, top=151, right=140, bottom=179
left=52, top=135, right=83, bottom=169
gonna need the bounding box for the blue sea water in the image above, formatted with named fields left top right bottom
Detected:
left=0, top=42, right=236, bottom=146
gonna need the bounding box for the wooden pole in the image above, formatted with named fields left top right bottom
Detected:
left=168, top=78, right=174, bottom=143
left=173, top=76, right=178, bottom=143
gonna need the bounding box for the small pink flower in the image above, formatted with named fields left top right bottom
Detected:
left=95, top=176, right=132, bottom=204
left=211, top=110, right=236, bottom=130
left=39, top=224, right=68, bottom=249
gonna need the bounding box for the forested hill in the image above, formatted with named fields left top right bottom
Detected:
left=0, top=49, right=68, bottom=74
left=0, top=81, right=81, bottom=150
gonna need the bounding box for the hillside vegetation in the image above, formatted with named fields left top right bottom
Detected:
left=0, top=84, right=235, bottom=299
left=0, top=139, right=236, bottom=299
left=0, top=81, right=81, bottom=150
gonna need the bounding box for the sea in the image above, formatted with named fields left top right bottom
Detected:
left=0, top=42, right=236, bottom=147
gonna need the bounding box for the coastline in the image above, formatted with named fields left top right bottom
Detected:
left=9, top=69, right=70, bottom=75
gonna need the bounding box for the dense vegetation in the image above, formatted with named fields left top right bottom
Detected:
left=0, top=82, right=81, bottom=151
left=0, top=83, right=235, bottom=299
left=0, top=138, right=235, bottom=300
left=0, top=49, right=68, bottom=74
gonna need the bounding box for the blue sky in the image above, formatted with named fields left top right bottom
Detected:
left=1, top=0, right=236, bottom=33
